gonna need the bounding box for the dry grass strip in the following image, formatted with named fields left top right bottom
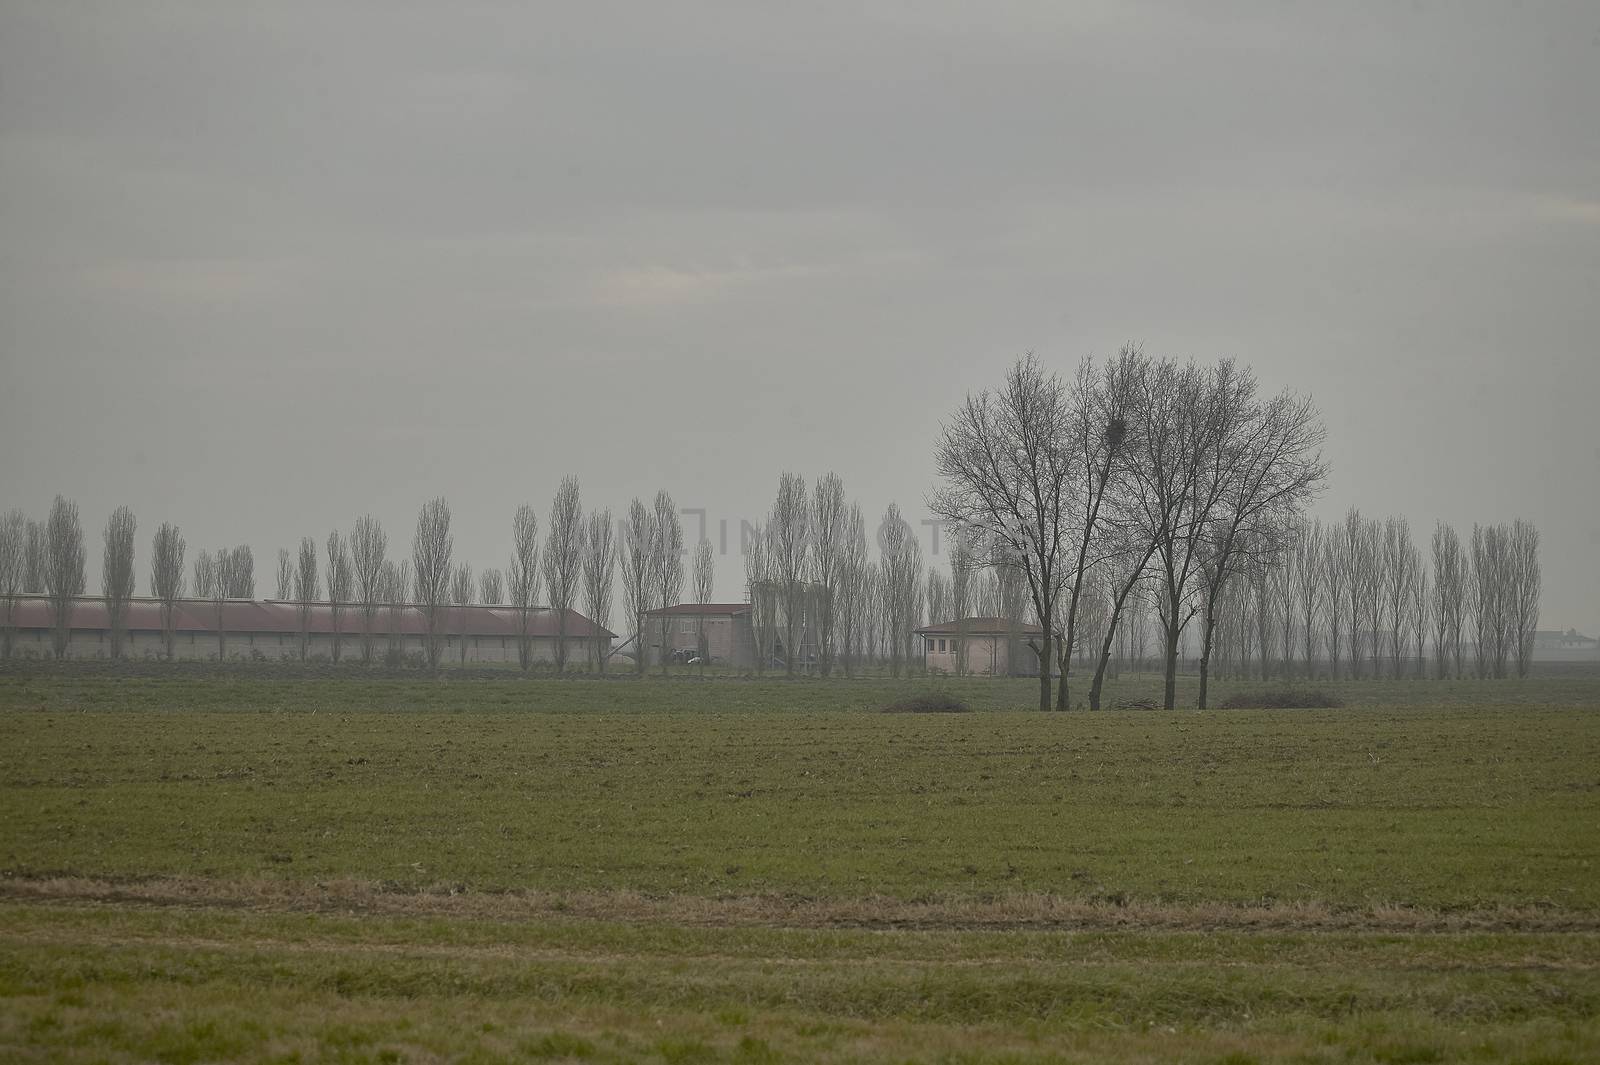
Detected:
left=3, top=874, right=1595, bottom=933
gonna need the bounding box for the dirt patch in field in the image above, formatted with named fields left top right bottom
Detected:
left=2, top=875, right=1594, bottom=934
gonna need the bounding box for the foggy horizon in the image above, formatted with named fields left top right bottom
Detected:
left=3, top=3, right=1596, bottom=635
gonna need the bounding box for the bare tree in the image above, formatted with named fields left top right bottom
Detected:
left=1339, top=509, right=1370, bottom=680
left=651, top=489, right=684, bottom=674
left=41, top=496, right=86, bottom=658
left=932, top=355, right=1072, bottom=710
left=508, top=505, right=540, bottom=670
left=926, top=570, right=950, bottom=629
left=878, top=504, right=924, bottom=677
left=229, top=546, right=254, bottom=598
left=150, top=523, right=185, bottom=659
left=450, top=562, right=474, bottom=665
left=23, top=520, right=46, bottom=594
left=1319, top=527, right=1346, bottom=680
left=326, top=531, right=353, bottom=663
left=1409, top=562, right=1430, bottom=680
left=1471, top=523, right=1515, bottom=679
left=768, top=473, right=810, bottom=676
left=543, top=477, right=584, bottom=672
left=743, top=520, right=776, bottom=674
left=412, top=498, right=452, bottom=669
left=1192, top=374, right=1329, bottom=708
left=619, top=500, right=654, bottom=673
left=206, top=546, right=244, bottom=660
left=1431, top=522, right=1466, bottom=679
left=835, top=505, right=868, bottom=677
left=295, top=536, right=319, bottom=661
left=100, top=506, right=137, bottom=659
left=810, top=472, right=847, bottom=676
left=1509, top=520, right=1541, bottom=678
left=947, top=529, right=973, bottom=676
left=1294, top=521, right=1325, bottom=680
left=0, top=510, right=26, bottom=657
left=276, top=548, right=293, bottom=600
left=479, top=567, right=504, bottom=605
left=583, top=510, right=616, bottom=673
left=1050, top=349, right=1141, bottom=708
left=692, top=537, right=714, bottom=672
left=350, top=516, right=387, bottom=663
left=1382, top=517, right=1418, bottom=679
left=381, top=559, right=410, bottom=664
left=192, top=550, right=215, bottom=604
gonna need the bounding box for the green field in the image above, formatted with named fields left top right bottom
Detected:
left=2, top=669, right=1598, bottom=1063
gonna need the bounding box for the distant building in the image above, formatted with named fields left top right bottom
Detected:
left=915, top=617, right=1043, bottom=676
left=0, top=595, right=612, bottom=664
left=640, top=603, right=758, bottom=668
left=1531, top=629, right=1600, bottom=661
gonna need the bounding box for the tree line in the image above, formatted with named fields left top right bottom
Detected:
left=0, top=350, right=1543, bottom=693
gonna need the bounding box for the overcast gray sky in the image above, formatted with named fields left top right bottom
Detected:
left=2, top=1, right=1596, bottom=634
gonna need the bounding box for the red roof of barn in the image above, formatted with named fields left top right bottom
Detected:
left=3, top=597, right=613, bottom=639
left=641, top=603, right=752, bottom=617
left=913, top=617, right=1044, bottom=636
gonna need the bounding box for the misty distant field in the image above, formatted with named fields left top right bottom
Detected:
left=2, top=671, right=1598, bottom=1063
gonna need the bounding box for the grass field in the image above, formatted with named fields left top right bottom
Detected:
left=2, top=668, right=1597, bottom=1063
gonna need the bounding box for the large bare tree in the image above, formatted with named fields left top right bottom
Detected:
left=326, top=530, right=353, bottom=663
left=650, top=489, right=684, bottom=674
left=295, top=536, right=319, bottom=661
left=619, top=500, right=654, bottom=673
left=543, top=477, right=584, bottom=672
left=412, top=498, right=452, bottom=669
left=1191, top=378, right=1328, bottom=708
left=0, top=510, right=25, bottom=658
left=583, top=510, right=616, bottom=673
left=350, top=515, right=387, bottom=663
left=478, top=567, right=504, bottom=605
left=150, top=523, right=185, bottom=659
left=100, top=506, right=137, bottom=659
left=932, top=355, right=1072, bottom=710
left=43, top=496, right=86, bottom=658
left=1050, top=349, right=1141, bottom=708
left=507, top=505, right=540, bottom=670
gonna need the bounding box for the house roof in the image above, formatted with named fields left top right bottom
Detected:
left=642, top=603, right=752, bottom=617
left=914, top=616, right=1044, bottom=637
left=3, top=596, right=614, bottom=640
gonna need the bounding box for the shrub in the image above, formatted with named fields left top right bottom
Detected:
left=882, top=693, right=970, bottom=713
left=1219, top=688, right=1342, bottom=709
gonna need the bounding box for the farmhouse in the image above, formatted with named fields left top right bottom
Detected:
left=916, top=617, right=1043, bottom=676
left=1532, top=628, right=1600, bottom=661
left=639, top=603, right=758, bottom=668
left=0, top=595, right=612, bottom=664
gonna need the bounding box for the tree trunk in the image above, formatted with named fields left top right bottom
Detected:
left=1036, top=632, right=1052, bottom=712
left=1162, top=613, right=1180, bottom=711
left=1197, top=605, right=1219, bottom=710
